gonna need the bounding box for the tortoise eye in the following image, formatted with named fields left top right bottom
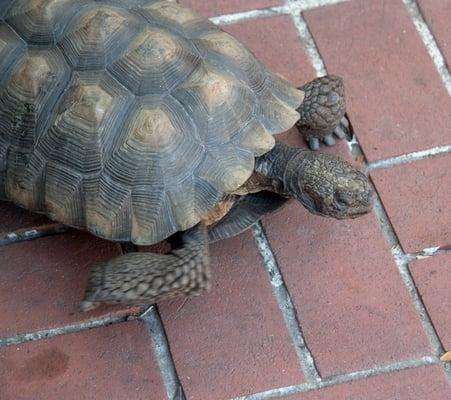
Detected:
left=334, top=192, right=353, bottom=208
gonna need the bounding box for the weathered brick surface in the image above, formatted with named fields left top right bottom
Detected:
left=0, top=321, right=166, bottom=400
left=410, top=252, right=451, bottom=348
left=180, top=0, right=282, bottom=17
left=418, top=0, right=451, bottom=64
left=0, top=200, right=50, bottom=234
left=159, top=231, right=304, bottom=400
left=263, top=204, right=430, bottom=376
left=371, top=154, right=451, bottom=252
left=283, top=366, right=450, bottom=399
left=304, top=0, right=451, bottom=162
left=0, top=232, right=140, bottom=338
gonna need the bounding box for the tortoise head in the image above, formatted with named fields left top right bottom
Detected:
left=285, top=151, right=374, bottom=219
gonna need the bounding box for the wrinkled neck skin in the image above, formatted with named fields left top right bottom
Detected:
left=254, top=141, right=307, bottom=197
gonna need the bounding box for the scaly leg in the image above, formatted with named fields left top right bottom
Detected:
left=80, top=223, right=210, bottom=311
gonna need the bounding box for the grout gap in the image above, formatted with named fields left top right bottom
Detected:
left=121, top=244, right=185, bottom=400
left=367, top=145, right=451, bottom=172
left=142, top=308, right=186, bottom=400
left=209, top=0, right=353, bottom=26
left=0, top=223, right=70, bottom=247
left=210, top=6, right=289, bottom=25
left=231, top=355, right=439, bottom=399
left=0, top=314, right=139, bottom=347
left=252, top=222, right=321, bottom=383
left=288, top=7, right=327, bottom=76
left=403, top=0, right=451, bottom=97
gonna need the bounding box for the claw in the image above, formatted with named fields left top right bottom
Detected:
left=334, top=125, right=347, bottom=139
left=79, top=300, right=99, bottom=312
left=308, top=137, right=320, bottom=151
left=323, top=134, right=336, bottom=146
left=340, top=116, right=349, bottom=129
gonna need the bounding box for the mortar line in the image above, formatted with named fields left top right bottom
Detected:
left=252, top=222, right=321, bottom=383
left=0, top=313, right=139, bottom=347
left=121, top=244, right=185, bottom=400
left=367, top=145, right=451, bottom=172
left=0, top=223, right=70, bottom=246
left=231, top=355, right=438, bottom=399
left=287, top=0, right=350, bottom=9
left=210, top=0, right=352, bottom=26
left=142, top=308, right=186, bottom=400
left=288, top=2, right=451, bottom=385
left=210, top=6, right=289, bottom=26
left=287, top=5, right=327, bottom=76
left=403, top=0, right=451, bottom=97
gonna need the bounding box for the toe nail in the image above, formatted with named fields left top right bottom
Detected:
left=334, top=126, right=347, bottom=139
left=309, top=138, right=320, bottom=150
left=324, top=135, right=336, bottom=146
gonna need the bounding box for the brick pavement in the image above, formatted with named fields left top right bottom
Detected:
left=0, top=1, right=450, bottom=399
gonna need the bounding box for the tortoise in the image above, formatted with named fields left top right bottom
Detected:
left=0, top=0, right=373, bottom=311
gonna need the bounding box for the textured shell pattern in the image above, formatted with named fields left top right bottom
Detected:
left=0, top=0, right=303, bottom=245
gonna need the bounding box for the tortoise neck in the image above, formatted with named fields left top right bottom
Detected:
left=254, top=142, right=308, bottom=196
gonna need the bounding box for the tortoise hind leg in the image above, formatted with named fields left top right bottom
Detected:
left=80, top=223, right=210, bottom=312
left=296, top=75, right=347, bottom=150
left=208, top=192, right=288, bottom=242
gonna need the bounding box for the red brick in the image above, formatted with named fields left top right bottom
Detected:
left=262, top=203, right=430, bottom=376
left=418, top=0, right=451, bottom=64
left=223, top=16, right=316, bottom=85
left=0, top=231, right=141, bottom=338
left=283, top=366, right=450, bottom=400
left=180, top=0, right=282, bottom=18
left=304, top=0, right=451, bottom=162
left=371, top=154, right=451, bottom=252
left=0, top=200, right=50, bottom=234
left=159, top=231, right=304, bottom=400
left=410, top=252, right=451, bottom=348
left=0, top=321, right=166, bottom=400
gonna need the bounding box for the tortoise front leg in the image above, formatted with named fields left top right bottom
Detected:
left=80, top=223, right=210, bottom=311
left=296, top=75, right=346, bottom=150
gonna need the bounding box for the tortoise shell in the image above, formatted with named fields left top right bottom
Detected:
left=0, top=0, right=303, bottom=245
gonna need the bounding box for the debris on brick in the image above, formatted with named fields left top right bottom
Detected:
left=440, top=351, right=451, bottom=362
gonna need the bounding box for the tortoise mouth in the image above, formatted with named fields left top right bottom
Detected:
left=332, top=208, right=371, bottom=219
left=297, top=190, right=374, bottom=219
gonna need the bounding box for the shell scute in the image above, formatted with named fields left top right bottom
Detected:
left=35, top=71, right=133, bottom=175
left=108, top=28, right=201, bottom=95
left=5, top=0, right=88, bottom=45
left=0, top=23, right=27, bottom=86
left=173, top=66, right=256, bottom=145
left=58, top=6, right=142, bottom=70
left=194, top=31, right=266, bottom=93
left=139, top=1, right=216, bottom=37
left=44, top=161, right=84, bottom=226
